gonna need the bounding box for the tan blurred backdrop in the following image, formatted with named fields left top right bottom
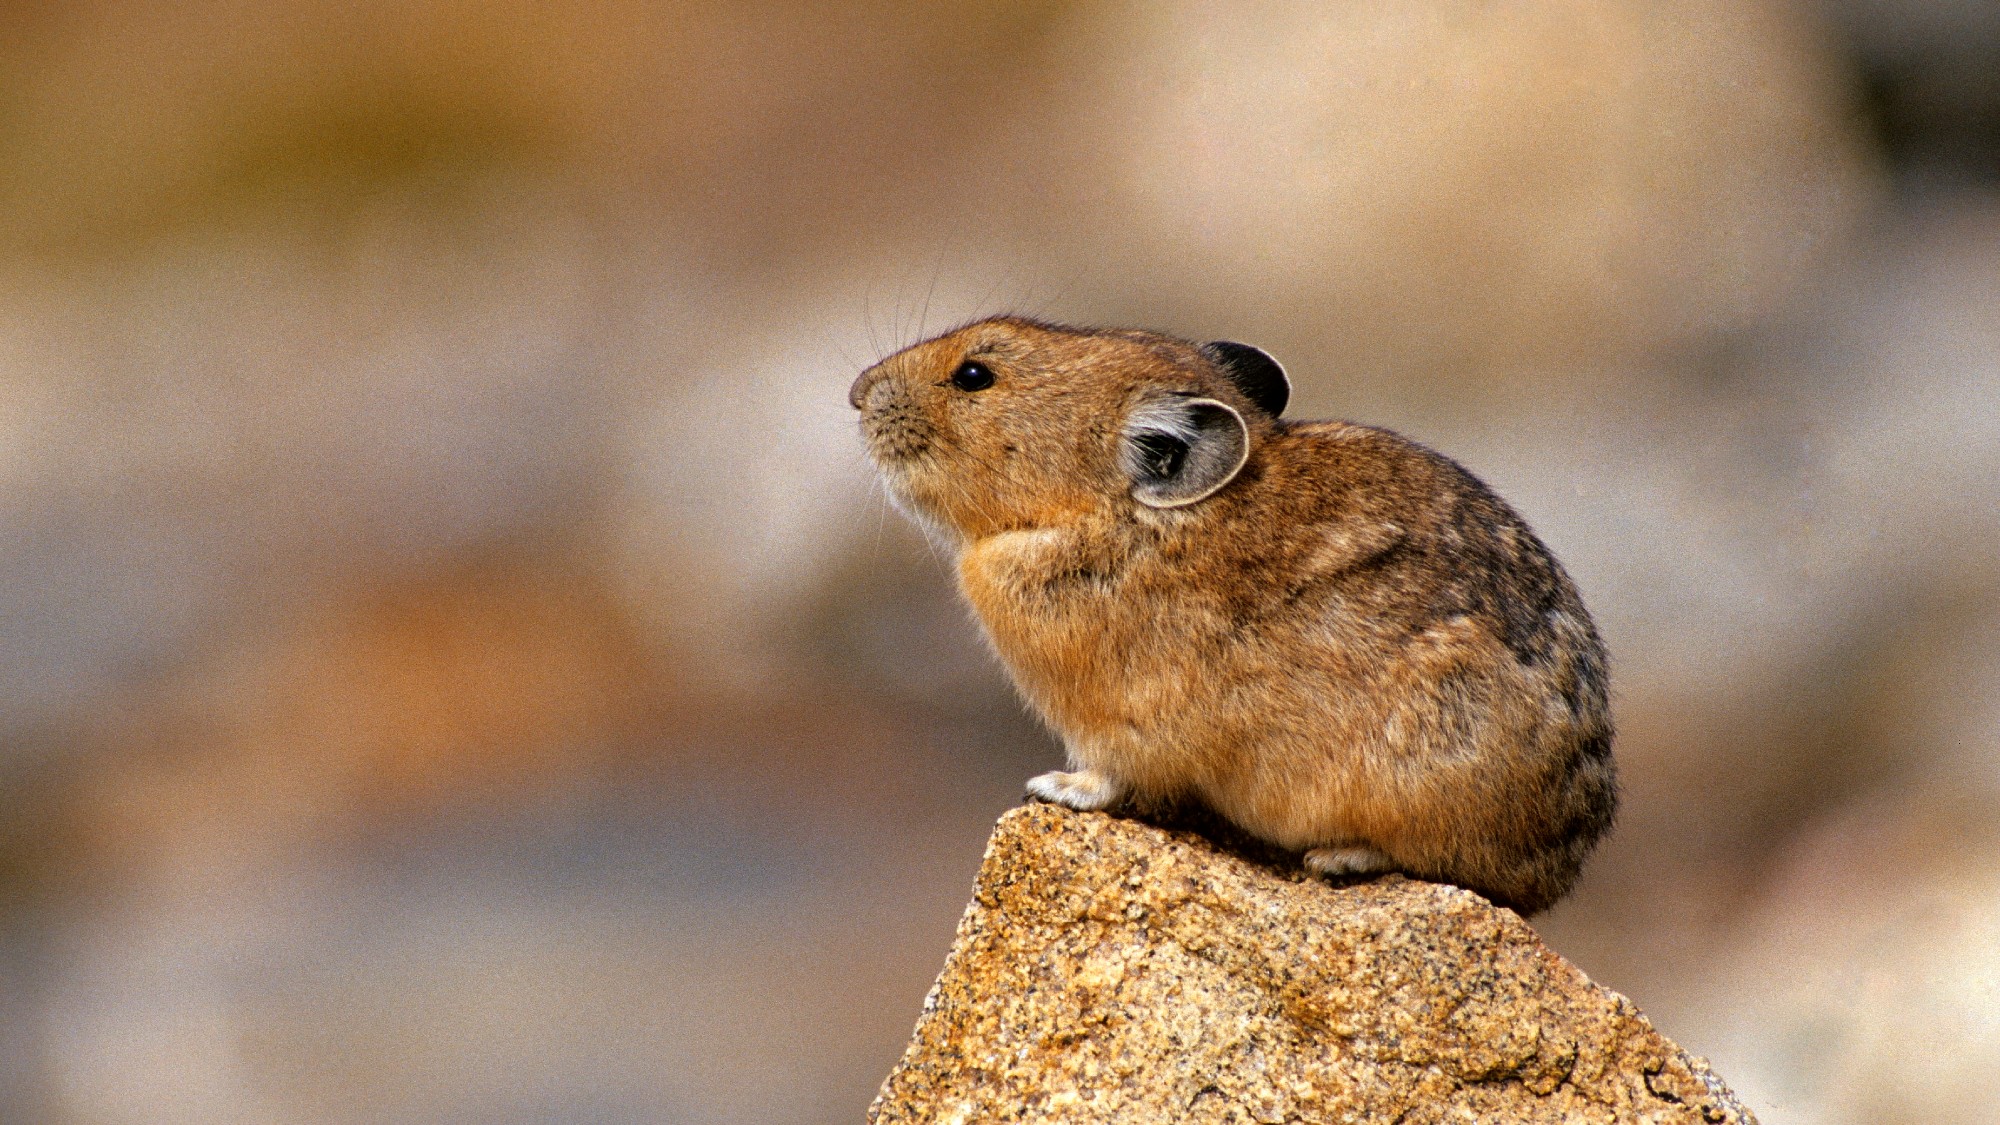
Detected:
left=2, top=2, right=1997, bottom=1122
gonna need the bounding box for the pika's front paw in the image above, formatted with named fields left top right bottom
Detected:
left=1024, top=769, right=1122, bottom=811
left=1303, top=845, right=1398, bottom=879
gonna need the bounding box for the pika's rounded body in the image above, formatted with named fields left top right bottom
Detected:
left=850, top=317, right=1615, bottom=914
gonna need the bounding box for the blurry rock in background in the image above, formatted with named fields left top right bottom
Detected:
left=1830, top=0, right=2000, bottom=189
left=0, top=2, right=1992, bottom=1123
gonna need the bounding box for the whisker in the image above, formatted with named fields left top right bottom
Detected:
left=973, top=262, right=1016, bottom=327
left=919, top=220, right=962, bottom=342
left=863, top=288, right=883, bottom=362
left=894, top=266, right=913, bottom=353
left=872, top=475, right=890, bottom=556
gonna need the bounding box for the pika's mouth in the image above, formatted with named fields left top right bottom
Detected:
left=852, top=373, right=934, bottom=466
left=853, top=410, right=951, bottom=538
left=856, top=421, right=953, bottom=537
left=858, top=408, right=933, bottom=465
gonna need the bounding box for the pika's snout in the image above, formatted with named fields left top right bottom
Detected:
left=849, top=359, right=933, bottom=466
left=848, top=364, right=889, bottom=410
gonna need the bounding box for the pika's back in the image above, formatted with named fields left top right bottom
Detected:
left=1258, top=420, right=1606, bottom=682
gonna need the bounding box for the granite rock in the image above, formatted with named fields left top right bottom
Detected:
left=869, top=804, right=1752, bottom=1124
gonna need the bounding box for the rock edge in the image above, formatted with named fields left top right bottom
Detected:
left=869, top=803, right=1753, bottom=1124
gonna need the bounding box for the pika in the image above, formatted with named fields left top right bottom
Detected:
left=848, top=317, right=1615, bottom=914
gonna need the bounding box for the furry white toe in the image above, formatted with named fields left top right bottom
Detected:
left=1024, top=769, right=1122, bottom=811
left=1303, top=845, right=1398, bottom=878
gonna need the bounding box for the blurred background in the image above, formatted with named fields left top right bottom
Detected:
left=0, top=1, right=1994, bottom=1122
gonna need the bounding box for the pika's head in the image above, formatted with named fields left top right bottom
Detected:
left=848, top=316, right=1289, bottom=541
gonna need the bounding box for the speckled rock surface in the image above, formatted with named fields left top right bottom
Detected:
left=869, top=804, right=1753, bottom=1124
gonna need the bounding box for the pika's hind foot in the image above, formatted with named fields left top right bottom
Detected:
left=1303, top=845, right=1398, bottom=879
left=1025, top=769, right=1122, bottom=811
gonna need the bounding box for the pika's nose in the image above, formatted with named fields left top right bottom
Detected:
left=848, top=364, right=887, bottom=410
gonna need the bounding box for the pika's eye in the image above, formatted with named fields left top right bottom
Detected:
left=948, top=361, right=995, bottom=392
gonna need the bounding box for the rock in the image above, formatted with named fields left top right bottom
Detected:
left=869, top=804, right=1753, bottom=1124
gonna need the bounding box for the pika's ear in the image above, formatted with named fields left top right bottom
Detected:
left=1201, top=340, right=1289, bottom=417
left=1122, top=396, right=1250, bottom=509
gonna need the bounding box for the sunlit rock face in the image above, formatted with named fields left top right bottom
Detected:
left=872, top=804, right=1755, bottom=1125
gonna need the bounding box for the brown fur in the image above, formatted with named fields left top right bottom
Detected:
left=849, top=316, right=1616, bottom=914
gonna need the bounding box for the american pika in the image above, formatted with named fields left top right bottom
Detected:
left=848, top=317, right=1615, bottom=914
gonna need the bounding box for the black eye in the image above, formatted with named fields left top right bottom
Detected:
left=949, top=361, right=995, bottom=392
